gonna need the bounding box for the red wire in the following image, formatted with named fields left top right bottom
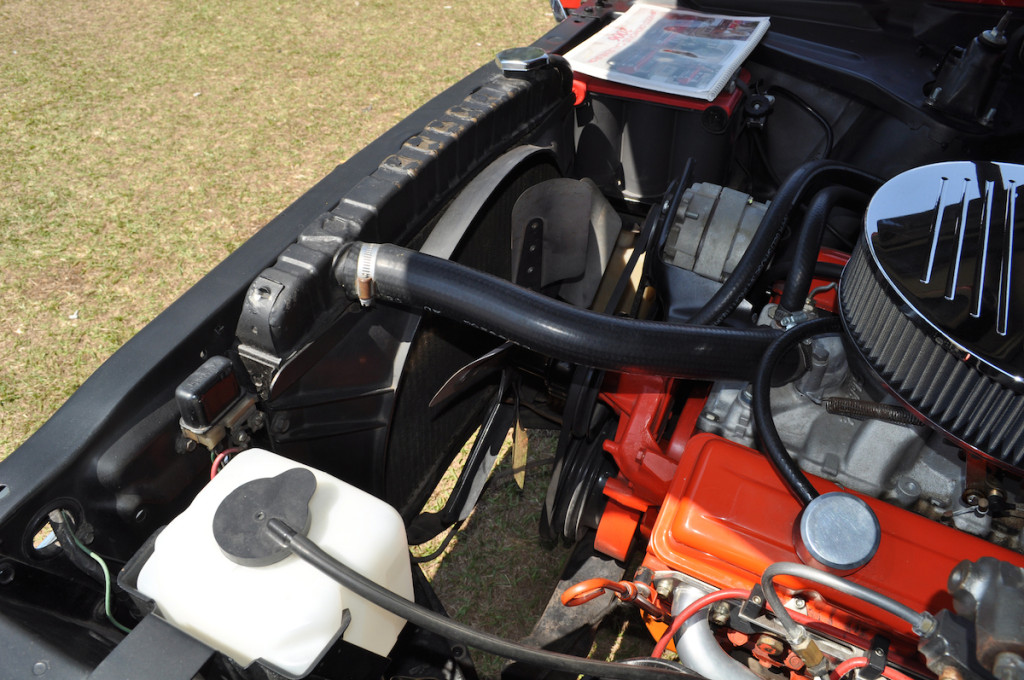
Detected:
left=651, top=588, right=750, bottom=658
left=210, top=448, right=240, bottom=480
left=882, top=664, right=917, bottom=680
left=832, top=657, right=870, bottom=680
left=210, top=452, right=229, bottom=480
left=830, top=656, right=917, bottom=680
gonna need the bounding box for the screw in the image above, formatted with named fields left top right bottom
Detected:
left=135, top=509, right=148, bottom=524
left=274, top=417, right=290, bottom=434
left=0, top=562, right=14, bottom=585
left=654, top=578, right=675, bottom=598
left=176, top=437, right=197, bottom=454
left=709, top=601, right=731, bottom=626
left=32, top=661, right=48, bottom=676
left=751, top=595, right=763, bottom=606
left=995, top=653, right=1024, bottom=680
left=791, top=597, right=806, bottom=610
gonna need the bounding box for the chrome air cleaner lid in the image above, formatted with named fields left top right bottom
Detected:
left=840, top=161, right=1024, bottom=468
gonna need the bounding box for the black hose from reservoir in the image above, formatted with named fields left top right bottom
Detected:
left=266, top=518, right=695, bottom=680
left=778, top=185, right=867, bottom=313
left=688, top=160, right=882, bottom=327
left=336, top=243, right=780, bottom=381
left=752, top=316, right=842, bottom=507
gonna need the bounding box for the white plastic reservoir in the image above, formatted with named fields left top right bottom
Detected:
left=136, top=449, right=413, bottom=678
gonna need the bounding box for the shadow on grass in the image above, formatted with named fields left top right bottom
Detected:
left=411, top=429, right=657, bottom=679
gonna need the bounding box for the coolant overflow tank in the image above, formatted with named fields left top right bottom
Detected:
left=135, top=449, right=413, bottom=678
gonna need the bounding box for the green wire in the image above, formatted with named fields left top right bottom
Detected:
left=59, top=511, right=132, bottom=634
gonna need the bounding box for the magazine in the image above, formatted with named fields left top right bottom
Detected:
left=564, top=3, right=770, bottom=102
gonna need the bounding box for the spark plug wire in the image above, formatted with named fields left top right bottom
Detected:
left=651, top=588, right=750, bottom=658
left=830, top=656, right=916, bottom=680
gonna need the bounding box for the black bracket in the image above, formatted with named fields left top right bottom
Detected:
left=739, top=584, right=768, bottom=624
left=862, top=635, right=891, bottom=680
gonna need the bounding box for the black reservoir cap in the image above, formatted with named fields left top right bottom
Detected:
left=212, top=468, right=317, bottom=567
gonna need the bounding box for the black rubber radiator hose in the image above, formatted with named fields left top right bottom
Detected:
left=335, top=243, right=780, bottom=381
left=778, top=185, right=868, bottom=313
left=688, top=160, right=882, bottom=327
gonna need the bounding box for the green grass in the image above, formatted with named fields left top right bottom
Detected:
left=0, top=0, right=555, bottom=457
left=0, top=5, right=660, bottom=676
left=412, top=430, right=656, bottom=677
left=411, top=430, right=571, bottom=676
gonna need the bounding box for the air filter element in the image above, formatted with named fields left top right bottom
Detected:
left=840, top=161, right=1024, bottom=468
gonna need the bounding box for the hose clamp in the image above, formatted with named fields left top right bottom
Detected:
left=356, top=243, right=380, bottom=307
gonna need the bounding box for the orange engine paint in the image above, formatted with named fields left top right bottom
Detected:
left=644, top=433, right=1024, bottom=644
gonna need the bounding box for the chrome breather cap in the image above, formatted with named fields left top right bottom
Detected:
left=796, top=492, right=880, bottom=573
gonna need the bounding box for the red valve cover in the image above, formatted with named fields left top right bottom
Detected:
left=643, top=433, right=1024, bottom=640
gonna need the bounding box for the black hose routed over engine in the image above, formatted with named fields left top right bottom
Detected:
left=688, top=160, right=881, bottom=326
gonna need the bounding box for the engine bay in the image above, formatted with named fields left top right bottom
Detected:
left=4, top=1, right=1024, bottom=679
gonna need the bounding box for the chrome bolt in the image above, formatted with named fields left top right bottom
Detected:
left=709, top=601, right=731, bottom=626
left=995, top=653, right=1024, bottom=680
left=654, top=578, right=675, bottom=598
